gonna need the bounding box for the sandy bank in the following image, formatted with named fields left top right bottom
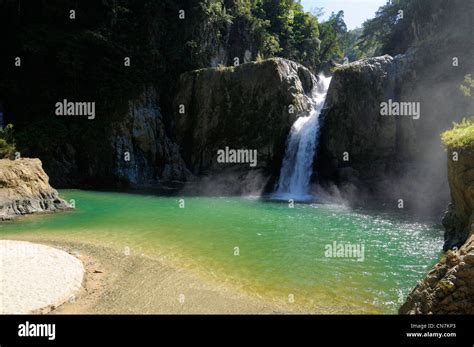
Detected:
left=1, top=237, right=302, bottom=314
left=0, top=240, right=84, bottom=314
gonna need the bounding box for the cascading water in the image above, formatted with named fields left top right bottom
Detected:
left=273, top=74, right=332, bottom=201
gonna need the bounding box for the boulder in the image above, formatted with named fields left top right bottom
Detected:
left=0, top=158, right=70, bottom=220
left=400, top=236, right=474, bottom=314
left=173, top=58, right=316, bottom=176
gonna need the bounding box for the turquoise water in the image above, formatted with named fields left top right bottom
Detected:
left=0, top=190, right=444, bottom=313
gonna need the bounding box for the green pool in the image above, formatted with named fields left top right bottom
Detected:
left=0, top=190, right=444, bottom=313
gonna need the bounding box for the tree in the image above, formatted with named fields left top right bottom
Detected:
left=460, top=74, right=474, bottom=99
left=318, top=11, right=347, bottom=64
left=291, top=4, right=321, bottom=68
left=210, top=0, right=321, bottom=69
left=0, top=124, right=16, bottom=159
left=358, top=0, right=447, bottom=56
left=340, top=28, right=365, bottom=62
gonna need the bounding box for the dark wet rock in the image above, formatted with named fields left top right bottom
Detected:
left=173, top=58, right=316, bottom=177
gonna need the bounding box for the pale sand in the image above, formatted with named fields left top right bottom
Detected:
left=2, top=236, right=304, bottom=314
left=0, top=240, right=84, bottom=314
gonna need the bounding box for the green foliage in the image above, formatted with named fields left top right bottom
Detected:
left=341, top=28, right=370, bottom=61
left=214, top=0, right=322, bottom=68
left=441, top=118, right=474, bottom=150
left=202, top=0, right=233, bottom=28
left=318, top=11, right=347, bottom=64
left=460, top=74, right=474, bottom=98
left=441, top=75, right=474, bottom=149
left=290, top=5, right=321, bottom=67
left=0, top=124, right=17, bottom=159
left=0, top=0, right=334, bottom=165
left=358, top=0, right=448, bottom=56
left=358, top=2, right=399, bottom=56
left=0, top=139, right=15, bottom=159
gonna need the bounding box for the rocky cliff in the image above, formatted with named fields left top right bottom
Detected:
left=173, top=58, right=316, bottom=178
left=400, top=134, right=474, bottom=314
left=316, top=55, right=418, bottom=200
left=45, top=87, right=191, bottom=189
left=37, top=58, right=317, bottom=193
left=110, top=87, right=191, bottom=187
left=399, top=232, right=474, bottom=314
left=0, top=158, right=70, bottom=220
left=316, top=19, right=474, bottom=215
left=442, top=148, right=474, bottom=250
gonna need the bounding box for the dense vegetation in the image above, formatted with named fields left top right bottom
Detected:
left=1, top=0, right=468, bottom=172
left=358, top=0, right=471, bottom=56
left=0, top=0, right=350, bottom=161
left=442, top=118, right=474, bottom=150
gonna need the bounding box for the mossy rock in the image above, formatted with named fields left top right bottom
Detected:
left=173, top=58, right=315, bottom=175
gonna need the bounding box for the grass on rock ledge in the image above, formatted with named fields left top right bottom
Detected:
left=442, top=117, right=474, bottom=150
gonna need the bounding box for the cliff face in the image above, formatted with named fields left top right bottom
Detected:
left=400, top=145, right=474, bottom=314
left=316, top=55, right=417, bottom=194
left=110, top=87, right=191, bottom=187
left=317, top=45, right=473, bottom=215
left=43, top=58, right=316, bottom=192
left=442, top=149, right=474, bottom=250
left=400, top=231, right=474, bottom=314
left=0, top=159, right=69, bottom=220
left=173, top=58, right=316, bottom=177
left=47, top=87, right=191, bottom=189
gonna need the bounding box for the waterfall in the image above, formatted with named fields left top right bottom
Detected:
left=273, top=74, right=332, bottom=201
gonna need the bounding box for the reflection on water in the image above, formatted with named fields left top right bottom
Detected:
left=0, top=190, right=444, bottom=313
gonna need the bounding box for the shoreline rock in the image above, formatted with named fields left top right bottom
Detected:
left=0, top=158, right=70, bottom=220
left=399, top=229, right=474, bottom=314
left=400, top=148, right=474, bottom=314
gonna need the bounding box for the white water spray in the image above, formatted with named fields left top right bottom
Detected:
left=273, top=74, right=332, bottom=201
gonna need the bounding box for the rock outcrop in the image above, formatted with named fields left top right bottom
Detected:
left=0, top=158, right=70, bottom=220
left=399, top=231, right=474, bottom=314
left=442, top=149, right=474, bottom=250
left=173, top=58, right=316, bottom=177
left=316, top=55, right=417, bottom=193
left=400, top=142, right=474, bottom=314
left=316, top=53, right=445, bottom=213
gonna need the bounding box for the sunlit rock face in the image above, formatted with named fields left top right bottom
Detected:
left=400, top=230, right=474, bottom=315
left=0, top=158, right=70, bottom=220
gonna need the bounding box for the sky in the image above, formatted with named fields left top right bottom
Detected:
left=300, top=0, right=388, bottom=30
